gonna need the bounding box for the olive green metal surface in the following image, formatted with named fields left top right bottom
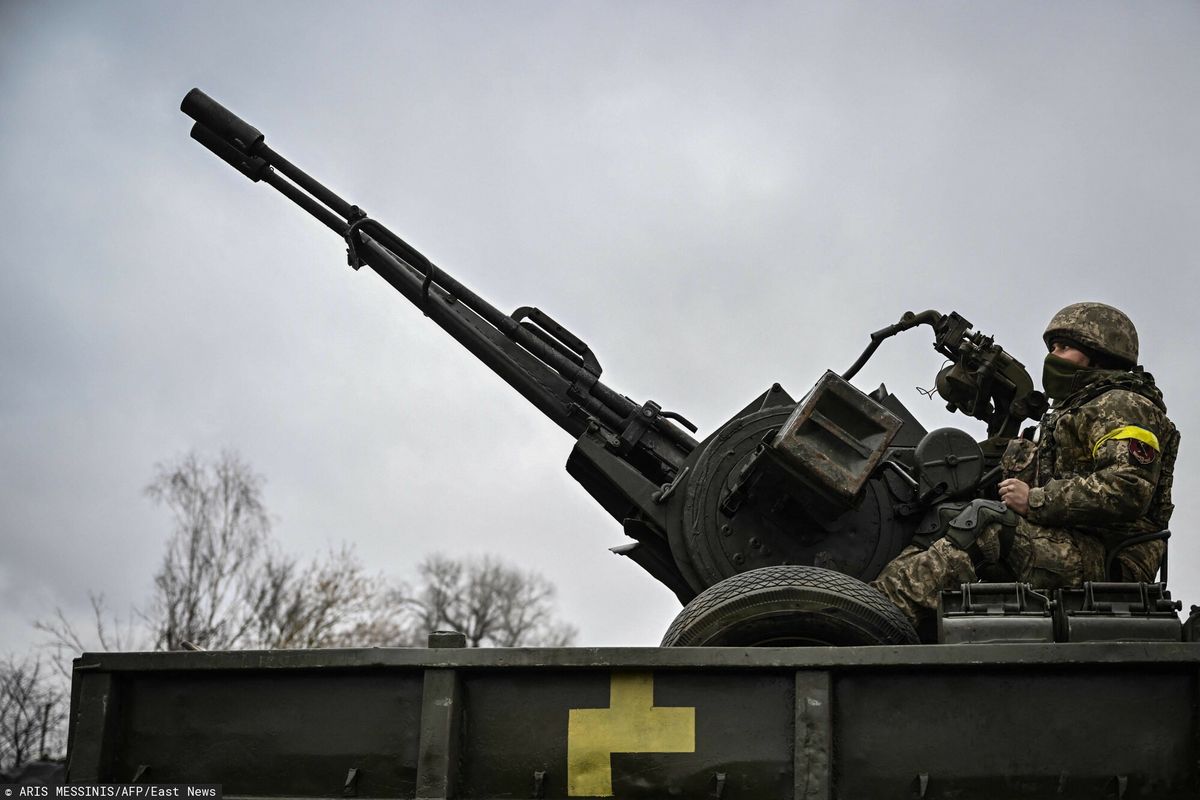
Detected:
left=69, top=643, right=1200, bottom=799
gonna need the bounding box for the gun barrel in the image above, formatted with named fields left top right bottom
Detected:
left=181, top=89, right=697, bottom=469
left=354, top=230, right=631, bottom=434
left=182, top=89, right=263, bottom=154
left=189, top=123, right=269, bottom=182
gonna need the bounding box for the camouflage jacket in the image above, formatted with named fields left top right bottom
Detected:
left=1001, top=368, right=1179, bottom=580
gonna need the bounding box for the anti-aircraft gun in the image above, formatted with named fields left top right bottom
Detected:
left=51, top=89, right=1200, bottom=799
left=181, top=89, right=1178, bottom=648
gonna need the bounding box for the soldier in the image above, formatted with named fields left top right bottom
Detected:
left=871, top=302, right=1180, bottom=627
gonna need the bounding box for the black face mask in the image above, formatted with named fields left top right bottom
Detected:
left=1042, top=353, right=1092, bottom=401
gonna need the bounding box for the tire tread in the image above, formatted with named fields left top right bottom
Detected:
left=661, top=565, right=918, bottom=646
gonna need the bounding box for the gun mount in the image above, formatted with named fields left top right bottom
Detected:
left=181, top=89, right=1052, bottom=612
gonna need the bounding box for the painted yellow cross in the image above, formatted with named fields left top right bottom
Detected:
left=567, top=672, right=696, bottom=797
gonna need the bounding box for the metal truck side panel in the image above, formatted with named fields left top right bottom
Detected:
left=835, top=667, right=1198, bottom=798
left=69, top=645, right=1200, bottom=799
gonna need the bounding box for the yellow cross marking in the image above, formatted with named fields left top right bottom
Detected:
left=567, top=672, right=695, bottom=797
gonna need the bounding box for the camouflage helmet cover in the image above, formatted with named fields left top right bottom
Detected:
left=1042, top=302, right=1139, bottom=368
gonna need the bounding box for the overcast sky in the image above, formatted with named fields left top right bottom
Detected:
left=2, top=1, right=1198, bottom=659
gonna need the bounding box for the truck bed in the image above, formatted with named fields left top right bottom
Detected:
left=68, top=643, right=1200, bottom=799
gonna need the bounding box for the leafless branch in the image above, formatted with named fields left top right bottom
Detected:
left=401, top=554, right=577, bottom=648
left=0, top=656, right=67, bottom=772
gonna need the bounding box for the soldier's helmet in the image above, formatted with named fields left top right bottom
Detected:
left=1042, top=302, right=1139, bottom=369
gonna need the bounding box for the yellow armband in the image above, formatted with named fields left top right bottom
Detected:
left=1091, top=425, right=1160, bottom=458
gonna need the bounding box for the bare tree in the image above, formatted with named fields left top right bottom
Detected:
left=0, top=657, right=66, bottom=772
left=38, top=451, right=407, bottom=655
left=246, top=545, right=412, bottom=648
left=38, top=453, right=576, bottom=658
left=404, top=554, right=577, bottom=647
left=143, top=452, right=416, bottom=649
left=144, top=451, right=271, bottom=650
left=35, top=593, right=148, bottom=679
left=136, top=456, right=576, bottom=649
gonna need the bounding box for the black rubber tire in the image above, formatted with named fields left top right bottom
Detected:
left=660, top=565, right=919, bottom=647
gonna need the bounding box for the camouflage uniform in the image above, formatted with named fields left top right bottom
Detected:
left=872, top=304, right=1179, bottom=626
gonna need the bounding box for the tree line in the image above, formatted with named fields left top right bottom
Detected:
left=1, top=451, right=576, bottom=773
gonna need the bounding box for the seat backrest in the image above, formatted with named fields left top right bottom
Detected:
left=1105, top=530, right=1171, bottom=583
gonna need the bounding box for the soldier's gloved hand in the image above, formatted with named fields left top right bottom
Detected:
left=998, top=478, right=1030, bottom=515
